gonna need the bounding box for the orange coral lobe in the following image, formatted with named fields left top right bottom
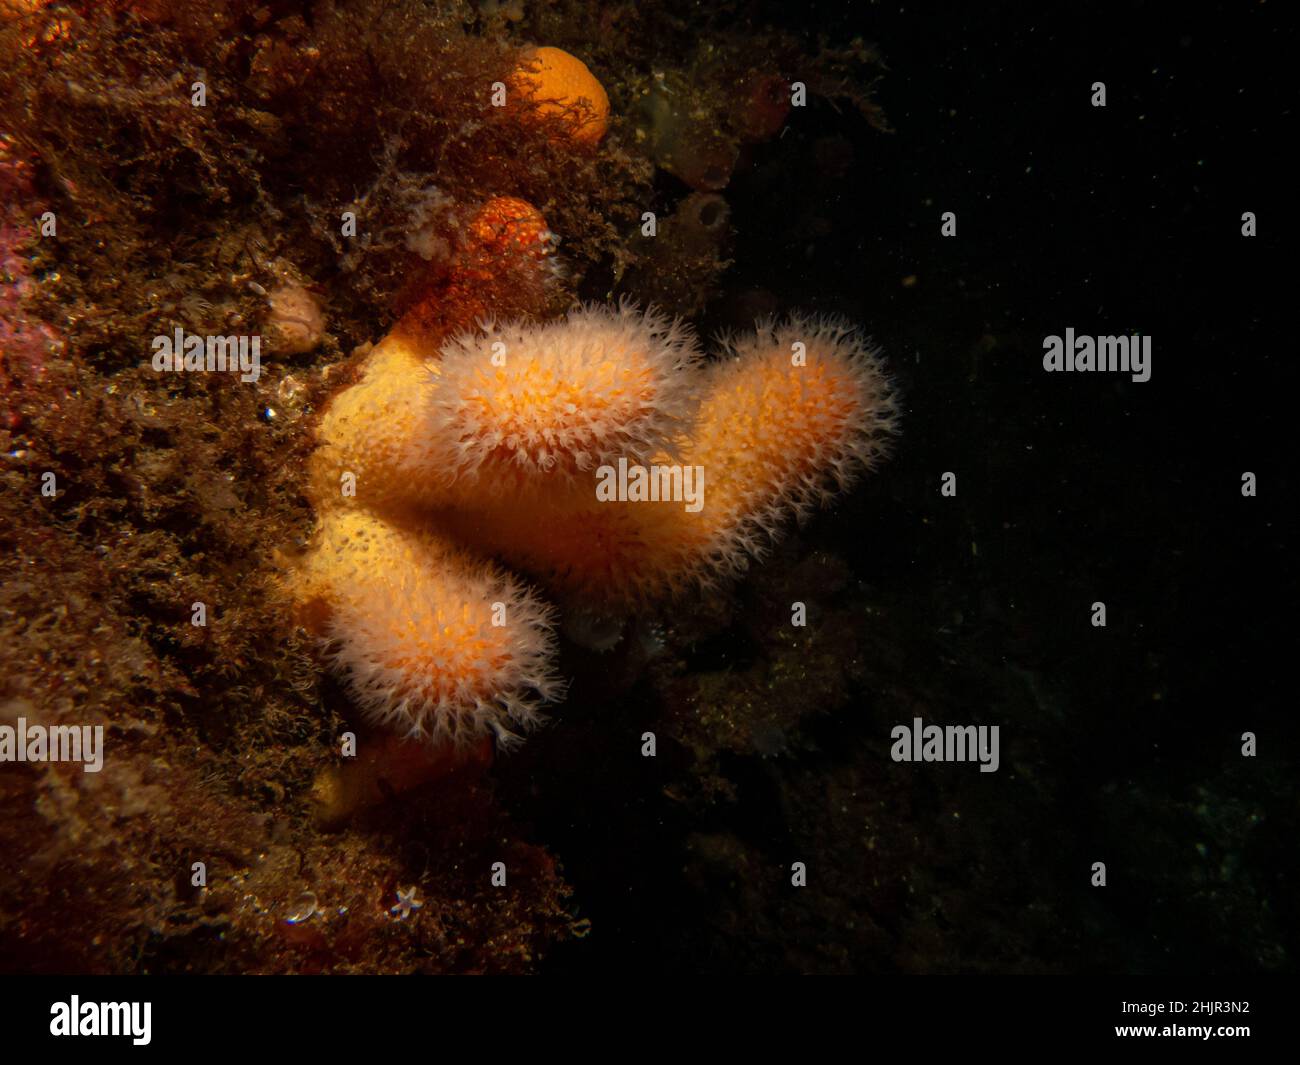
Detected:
left=511, top=46, right=610, bottom=146
left=430, top=316, right=897, bottom=611
left=297, top=511, right=561, bottom=750
left=425, top=303, right=700, bottom=502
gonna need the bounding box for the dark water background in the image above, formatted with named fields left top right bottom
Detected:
left=528, top=1, right=1293, bottom=973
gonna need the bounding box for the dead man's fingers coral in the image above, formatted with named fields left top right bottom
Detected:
left=306, top=337, right=439, bottom=516
left=307, top=196, right=559, bottom=517
left=434, top=315, right=898, bottom=610
left=299, top=306, right=893, bottom=749
left=421, top=301, right=702, bottom=505
left=295, top=510, right=563, bottom=750
left=689, top=314, right=899, bottom=521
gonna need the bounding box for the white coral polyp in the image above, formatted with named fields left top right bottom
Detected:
left=425, top=300, right=701, bottom=490
left=316, top=521, right=563, bottom=750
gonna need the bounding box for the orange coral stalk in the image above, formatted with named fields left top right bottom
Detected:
left=421, top=301, right=700, bottom=508
left=296, top=510, right=562, bottom=750
left=435, top=316, right=898, bottom=610
left=307, top=196, right=558, bottom=518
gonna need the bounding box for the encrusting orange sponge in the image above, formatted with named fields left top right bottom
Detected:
left=392, top=196, right=559, bottom=356
left=510, top=45, right=610, bottom=146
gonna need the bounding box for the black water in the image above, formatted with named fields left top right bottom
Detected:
left=531, top=1, right=1293, bottom=974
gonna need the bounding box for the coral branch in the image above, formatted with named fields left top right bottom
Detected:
left=296, top=510, right=562, bottom=750
left=433, top=315, right=898, bottom=610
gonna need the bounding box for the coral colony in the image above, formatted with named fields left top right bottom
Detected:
left=290, top=45, right=898, bottom=755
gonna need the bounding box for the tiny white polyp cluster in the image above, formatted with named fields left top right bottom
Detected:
left=424, top=301, right=701, bottom=493
left=306, top=512, right=563, bottom=749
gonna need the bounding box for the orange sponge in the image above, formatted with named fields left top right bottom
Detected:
left=511, top=46, right=610, bottom=146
